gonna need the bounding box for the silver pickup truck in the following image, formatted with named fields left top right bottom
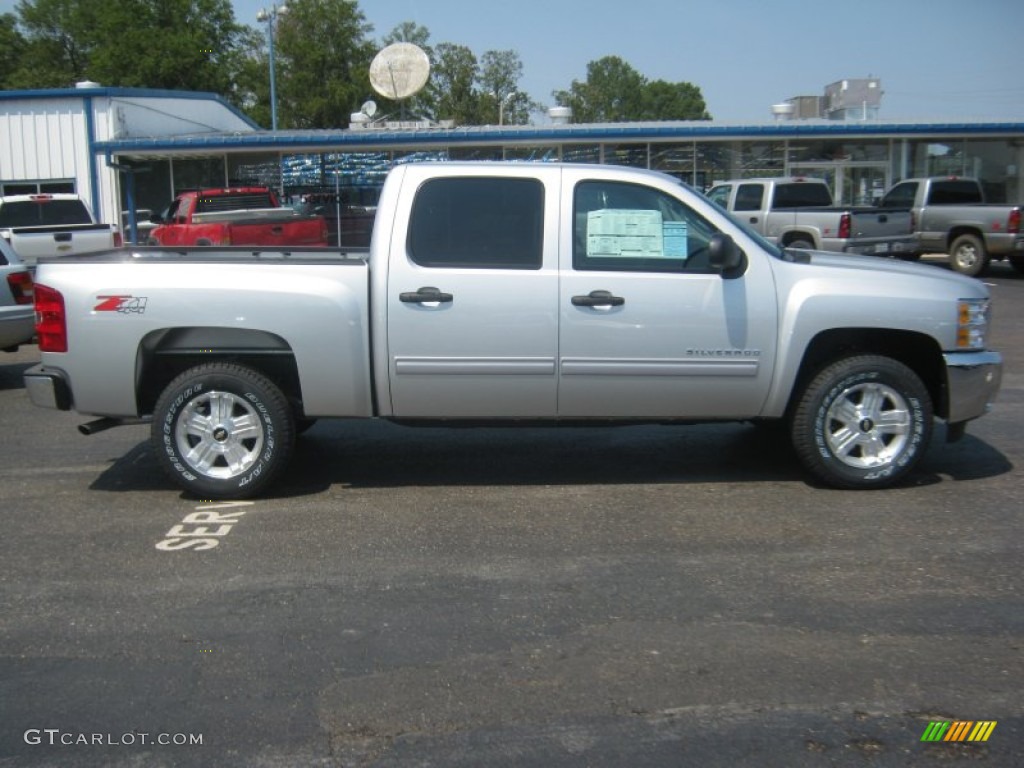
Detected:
left=707, top=177, right=916, bottom=256
left=24, top=162, right=1002, bottom=498
left=879, top=176, right=1024, bottom=276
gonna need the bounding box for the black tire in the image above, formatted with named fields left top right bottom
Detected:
left=787, top=238, right=815, bottom=250
left=791, top=355, right=932, bottom=489
left=145, top=236, right=160, bottom=245
left=948, top=233, right=988, bottom=277
left=1009, top=254, right=1024, bottom=275
left=152, top=363, right=295, bottom=498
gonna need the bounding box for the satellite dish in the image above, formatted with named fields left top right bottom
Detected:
left=369, top=43, right=430, bottom=101
left=361, top=100, right=378, bottom=118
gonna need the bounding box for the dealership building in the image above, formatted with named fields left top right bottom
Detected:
left=3, top=84, right=1024, bottom=245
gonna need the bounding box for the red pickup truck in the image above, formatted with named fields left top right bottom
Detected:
left=146, top=187, right=328, bottom=247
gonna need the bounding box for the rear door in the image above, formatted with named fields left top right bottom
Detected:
left=385, top=166, right=559, bottom=418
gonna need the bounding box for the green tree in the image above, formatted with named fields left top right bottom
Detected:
left=273, top=0, right=374, bottom=129
left=639, top=80, right=711, bottom=121
left=477, top=49, right=534, bottom=125
left=554, top=55, right=711, bottom=122
left=426, top=42, right=480, bottom=125
left=8, top=0, right=254, bottom=93
left=0, top=13, right=28, bottom=88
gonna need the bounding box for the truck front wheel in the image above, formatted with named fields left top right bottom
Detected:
left=949, top=234, right=988, bottom=276
left=791, top=356, right=932, bottom=489
left=152, top=363, right=295, bottom=498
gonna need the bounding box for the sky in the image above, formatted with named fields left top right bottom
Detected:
left=4, top=0, right=1024, bottom=124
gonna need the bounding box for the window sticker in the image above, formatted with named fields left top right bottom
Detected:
left=587, top=209, right=667, bottom=258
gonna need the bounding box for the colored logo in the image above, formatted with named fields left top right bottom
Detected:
left=921, top=721, right=997, bottom=742
left=94, top=295, right=148, bottom=314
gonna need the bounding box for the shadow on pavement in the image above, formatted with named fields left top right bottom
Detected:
left=88, top=419, right=1013, bottom=498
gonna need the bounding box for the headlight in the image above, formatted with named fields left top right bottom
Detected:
left=957, top=298, right=990, bottom=350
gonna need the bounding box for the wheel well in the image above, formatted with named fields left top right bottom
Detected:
left=946, top=226, right=982, bottom=249
left=781, top=231, right=816, bottom=247
left=136, top=327, right=303, bottom=416
left=788, top=328, right=948, bottom=419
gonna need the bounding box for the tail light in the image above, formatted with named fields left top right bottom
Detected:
left=113, top=229, right=123, bottom=248
left=6, top=270, right=34, bottom=305
left=1008, top=208, right=1021, bottom=235
left=838, top=213, right=852, bottom=240
left=34, top=283, right=67, bottom=353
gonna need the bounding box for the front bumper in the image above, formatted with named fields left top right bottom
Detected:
left=943, top=350, right=1002, bottom=425
left=23, top=364, right=72, bottom=410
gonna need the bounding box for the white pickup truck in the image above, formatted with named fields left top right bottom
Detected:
left=24, top=162, right=1002, bottom=498
left=0, top=193, right=121, bottom=267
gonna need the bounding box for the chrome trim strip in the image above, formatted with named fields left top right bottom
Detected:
left=560, top=358, right=759, bottom=377
left=395, top=357, right=557, bottom=375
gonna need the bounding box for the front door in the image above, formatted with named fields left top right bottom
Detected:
left=385, top=169, right=559, bottom=418
left=557, top=169, right=779, bottom=420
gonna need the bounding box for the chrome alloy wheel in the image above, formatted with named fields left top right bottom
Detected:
left=174, top=390, right=264, bottom=479
left=823, top=381, right=912, bottom=469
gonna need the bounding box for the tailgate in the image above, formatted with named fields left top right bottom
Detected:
left=849, top=209, right=912, bottom=239
left=845, top=210, right=916, bottom=255
left=4, top=225, right=115, bottom=266
left=227, top=218, right=327, bottom=246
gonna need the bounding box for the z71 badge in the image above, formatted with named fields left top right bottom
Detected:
left=94, top=295, right=148, bottom=314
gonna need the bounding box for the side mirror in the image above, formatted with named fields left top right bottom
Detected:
left=708, top=233, right=746, bottom=278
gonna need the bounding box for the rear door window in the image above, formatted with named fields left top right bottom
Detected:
left=408, top=177, right=544, bottom=269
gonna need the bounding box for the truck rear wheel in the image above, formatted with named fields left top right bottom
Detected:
left=152, top=363, right=295, bottom=498
left=949, top=234, right=988, bottom=276
left=791, top=355, right=932, bottom=489
left=1009, top=254, right=1024, bottom=275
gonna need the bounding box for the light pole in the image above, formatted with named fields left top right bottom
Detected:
left=257, top=3, right=288, bottom=131
left=498, top=90, right=517, bottom=126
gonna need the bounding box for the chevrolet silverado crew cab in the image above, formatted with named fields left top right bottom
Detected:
left=879, top=176, right=1024, bottom=276
left=706, top=177, right=915, bottom=256
left=24, top=162, right=1002, bottom=498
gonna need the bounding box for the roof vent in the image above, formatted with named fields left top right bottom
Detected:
left=548, top=106, right=572, bottom=125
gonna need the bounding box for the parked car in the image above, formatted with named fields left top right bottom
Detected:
left=878, top=176, right=1024, bottom=276
left=0, top=193, right=121, bottom=267
left=0, top=238, right=35, bottom=352
left=24, top=162, right=1001, bottom=498
left=706, top=177, right=916, bottom=256
left=147, top=187, right=329, bottom=247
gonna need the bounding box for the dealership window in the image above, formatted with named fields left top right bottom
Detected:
left=603, top=143, right=649, bottom=168
left=408, top=176, right=544, bottom=269
left=1, top=180, right=75, bottom=195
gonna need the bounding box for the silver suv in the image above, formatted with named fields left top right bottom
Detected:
left=0, top=238, right=35, bottom=352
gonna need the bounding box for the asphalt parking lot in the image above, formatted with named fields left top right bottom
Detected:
left=1, top=259, right=1021, bottom=767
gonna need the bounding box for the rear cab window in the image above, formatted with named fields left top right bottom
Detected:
left=0, top=198, right=92, bottom=227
